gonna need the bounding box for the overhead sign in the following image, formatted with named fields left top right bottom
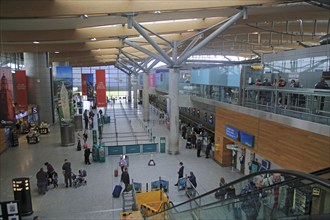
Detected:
left=240, top=131, right=254, bottom=148
left=225, top=125, right=239, bottom=140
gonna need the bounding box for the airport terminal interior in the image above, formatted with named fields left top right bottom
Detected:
left=0, top=1, right=330, bottom=220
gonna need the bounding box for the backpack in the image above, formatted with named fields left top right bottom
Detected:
left=120, top=159, right=127, bottom=167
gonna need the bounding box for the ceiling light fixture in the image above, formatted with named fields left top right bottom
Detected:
left=54, top=51, right=60, bottom=54
left=90, top=38, right=96, bottom=41
left=154, top=11, right=161, bottom=14
left=81, top=14, right=88, bottom=19
left=33, top=41, right=39, bottom=44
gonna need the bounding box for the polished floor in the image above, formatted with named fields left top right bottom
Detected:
left=0, top=101, right=244, bottom=220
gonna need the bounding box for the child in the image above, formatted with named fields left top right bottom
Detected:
left=53, top=172, right=58, bottom=188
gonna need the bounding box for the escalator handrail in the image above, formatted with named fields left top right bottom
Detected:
left=153, top=169, right=330, bottom=215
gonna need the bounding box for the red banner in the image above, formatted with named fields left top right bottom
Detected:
left=82, top=74, right=87, bottom=95
left=15, top=70, right=28, bottom=110
left=96, top=70, right=106, bottom=107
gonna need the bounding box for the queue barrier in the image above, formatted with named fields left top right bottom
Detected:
left=107, top=143, right=158, bottom=156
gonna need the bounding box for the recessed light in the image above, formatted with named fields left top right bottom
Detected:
left=90, top=38, right=96, bottom=41
left=33, top=41, right=39, bottom=44
left=55, top=51, right=60, bottom=54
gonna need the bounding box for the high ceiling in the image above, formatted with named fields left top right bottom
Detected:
left=0, top=0, right=329, bottom=68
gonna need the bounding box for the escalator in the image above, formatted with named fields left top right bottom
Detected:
left=146, top=168, right=330, bottom=220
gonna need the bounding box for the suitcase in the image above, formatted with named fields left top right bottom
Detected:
left=114, top=168, right=118, bottom=177
left=112, top=185, right=122, bottom=198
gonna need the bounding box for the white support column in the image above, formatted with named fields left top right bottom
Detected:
left=168, top=68, right=180, bottom=155
left=133, top=75, right=138, bottom=108
left=142, top=72, right=149, bottom=121
left=128, top=74, right=132, bottom=103
left=24, top=52, right=53, bottom=124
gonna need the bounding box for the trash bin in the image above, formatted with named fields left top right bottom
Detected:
left=99, top=144, right=106, bottom=162
left=92, top=145, right=99, bottom=162
left=60, top=125, right=75, bottom=146
left=74, top=115, right=83, bottom=131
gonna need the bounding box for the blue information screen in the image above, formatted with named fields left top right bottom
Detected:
left=240, top=131, right=254, bottom=147
left=225, top=126, right=239, bottom=140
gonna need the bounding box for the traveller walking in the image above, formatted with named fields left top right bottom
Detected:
left=121, top=167, right=130, bottom=192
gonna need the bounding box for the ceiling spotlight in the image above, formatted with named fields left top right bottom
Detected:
left=33, top=41, right=39, bottom=44
left=81, top=14, right=88, bottom=19
left=154, top=11, right=161, bottom=14
left=54, top=51, right=60, bottom=54
left=90, top=37, right=96, bottom=41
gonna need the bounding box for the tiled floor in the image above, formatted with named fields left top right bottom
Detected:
left=0, top=101, right=244, bottom=220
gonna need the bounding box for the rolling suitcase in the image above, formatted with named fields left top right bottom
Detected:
left=114, top=168, right=118, bottom=177
left=112, top=184, right=122, bottom=198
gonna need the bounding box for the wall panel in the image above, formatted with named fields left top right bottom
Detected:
left=215, top=106, right=330, bottom=173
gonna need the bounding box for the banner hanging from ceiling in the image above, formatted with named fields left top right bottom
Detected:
left=15, top=70, right=28, bottom=111
left=55, top=66, right=73, bottom=125
left=82, top=74, right=87, bottom=96
left=0, top=67, right=15, bottom=123
left=85, top=74, right=94, bottom=101
left=96, top=70, right=106, bottom=107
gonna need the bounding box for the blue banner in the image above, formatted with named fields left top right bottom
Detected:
left=86, top=74, right=94, bottom=101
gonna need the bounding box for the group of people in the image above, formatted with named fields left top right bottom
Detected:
left=36, top=159, right=74, bottom=194
left=211, top=173, right=287, bottom=220
left=255, top=76, right=329, bottom=111
left=83, top=109, right=95, bottom=130
left=36, top=162, right=58, bottom=195
left=174, top=162, right=197, bottom=190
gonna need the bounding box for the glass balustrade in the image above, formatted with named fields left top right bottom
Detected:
left=146, top=169, right=330, bottom=220
left=179, top=83, right=330, bottom=125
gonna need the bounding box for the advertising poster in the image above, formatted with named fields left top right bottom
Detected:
left=0, top=67, right=15, bottom=122
left=96, top=70, right=106, bottom=107
left=15, top=70, right=28, bottom=111
left=149, top=73, right=155, bottom=88
left=81, top=74, right=87, bottom=96
left=86, top=74, right=94, bottom=101
left=55, top=66, right=73, bottom=125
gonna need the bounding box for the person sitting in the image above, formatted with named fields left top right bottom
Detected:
left=188, top=171, right=197, bottom=188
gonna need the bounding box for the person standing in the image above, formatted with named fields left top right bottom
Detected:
left=191, top=132, right=197, bottom=148
left=83, top=109, right=89, bottom=130
left=240, top=176, right=265, bottom=220
left=215, top=177, right=227, bottom=200
left=44, top=162, right=55, bottom=183
left=84, top=147, right=91, bottom=165
left=121, top=167, right=130, bottom=192
left=196, top=139, right=202, bottom=157
left=174, top=162, right=184, bottom=186
left=205, top=140, right=212, bottom=158
left=62, top=159, right=72, bottom=188
left=315, top=77, right=330, bottom=111
left=36, top=168, right=48, bottom=195
left=89, top=110, right=95, bottom=129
